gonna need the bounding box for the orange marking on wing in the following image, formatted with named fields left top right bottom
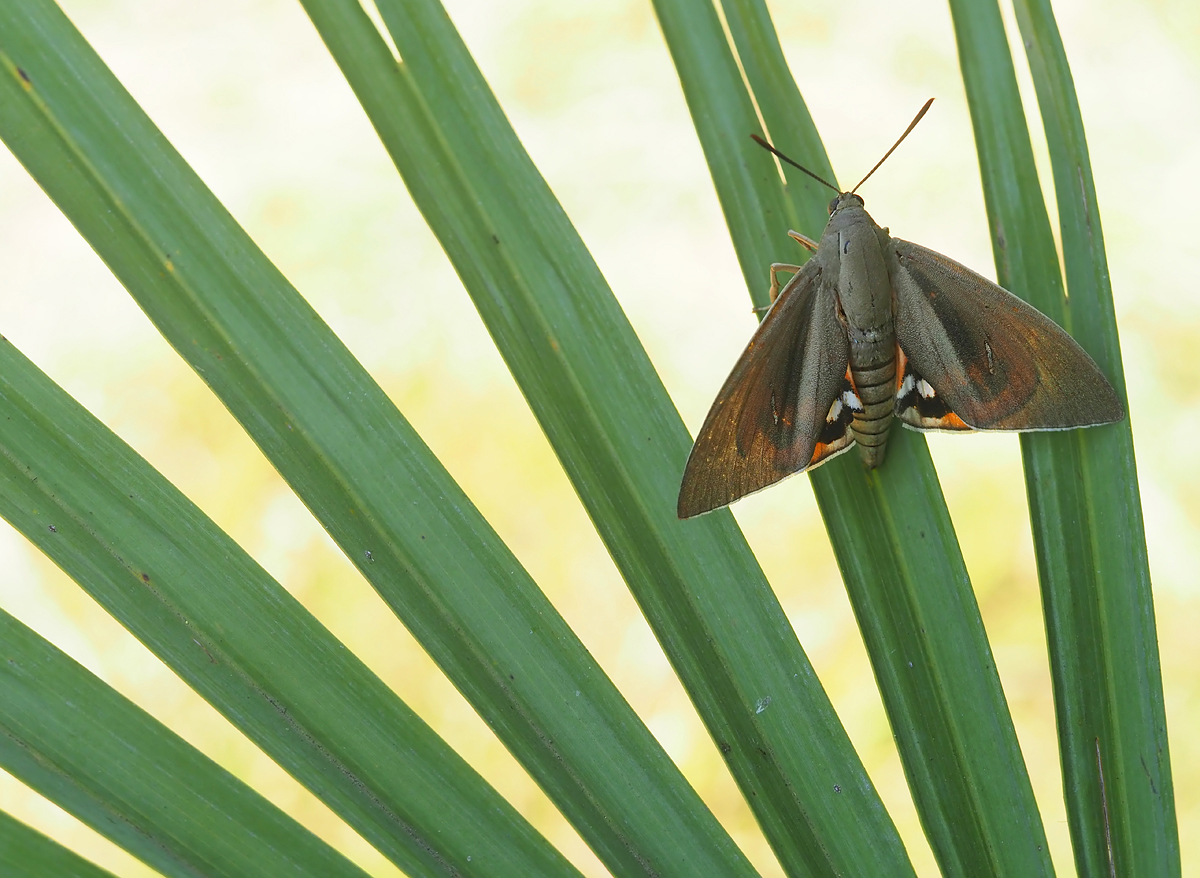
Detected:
left=808, top=442, right=834, bottom=467
left=843, top=364, right=859, bottom=395
left=808, top=437, right=851, bottom=467
left=928, top=412, right=970, bottom=430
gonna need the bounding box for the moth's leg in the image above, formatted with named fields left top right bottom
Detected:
left=766, top=263, right=804, bottom=306
left=788, top=230, right=819, bottom=251
left=758, top=231, right=818, bottom=308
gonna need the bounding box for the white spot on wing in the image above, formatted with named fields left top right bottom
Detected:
left=916, top=379, right=936, bottom=399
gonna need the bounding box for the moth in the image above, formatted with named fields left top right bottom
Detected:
left=677, top=100, right=1124, bottom=519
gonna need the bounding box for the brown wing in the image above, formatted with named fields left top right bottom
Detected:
left=678, top=261, right=849, bottom=518
left=890, top=239, right=1123, bottom=431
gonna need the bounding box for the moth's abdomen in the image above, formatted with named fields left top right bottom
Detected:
left=848, top=344, right=897, bottom=469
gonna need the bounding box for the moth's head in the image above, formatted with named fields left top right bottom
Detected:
left=828, top=192, right=865, bottom=215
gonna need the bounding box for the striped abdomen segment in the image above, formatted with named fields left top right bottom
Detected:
left=849, top=346, right=897, bottom=468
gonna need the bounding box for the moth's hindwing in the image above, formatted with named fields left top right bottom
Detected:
left=811, top=368, right=861, bottom=462
left=889, top=239, right=1124, bottom=431
left=677, top=261, right=849, bottom=518
left=894, top=347, right=972, bottom=431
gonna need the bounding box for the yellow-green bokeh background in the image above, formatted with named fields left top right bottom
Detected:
left=1, top=1, right=1197, bottom=875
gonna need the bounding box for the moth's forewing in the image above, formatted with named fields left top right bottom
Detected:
left=677, top=261, right=849, bottom=518
left=890, top=240, right=1124, bottom=431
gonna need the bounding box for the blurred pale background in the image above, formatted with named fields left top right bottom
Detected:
left=0, top=0, right=1197, bottom=876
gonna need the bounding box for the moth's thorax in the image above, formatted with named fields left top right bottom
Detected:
left=821, top=200, right=893, bottom=337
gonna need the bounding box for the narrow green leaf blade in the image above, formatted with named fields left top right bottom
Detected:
left=659, top=0, right=1058, bottom=873
left=0, top=608, right=371, bottom=878
left=1011, top=1, right=1177, bottom=873
left=642, top=0, right=801, bottom=298
left=716, top=0, right=835, bottom=249
left=0, top=811, right=117, bottom=878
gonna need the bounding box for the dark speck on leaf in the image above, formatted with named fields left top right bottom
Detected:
left=17, top=68, right=29, bottom=82
left=833, top=784, right=841, bottom=793
left=719, top=741, right=731, bottom=753
left=142, top=573, right=150, bottom=582
left=48, top=525, right=56, bottom=533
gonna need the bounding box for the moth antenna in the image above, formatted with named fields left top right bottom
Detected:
left=750, top=134, right=839, bottom=194
left=851, top=98, right=934, bottom=194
